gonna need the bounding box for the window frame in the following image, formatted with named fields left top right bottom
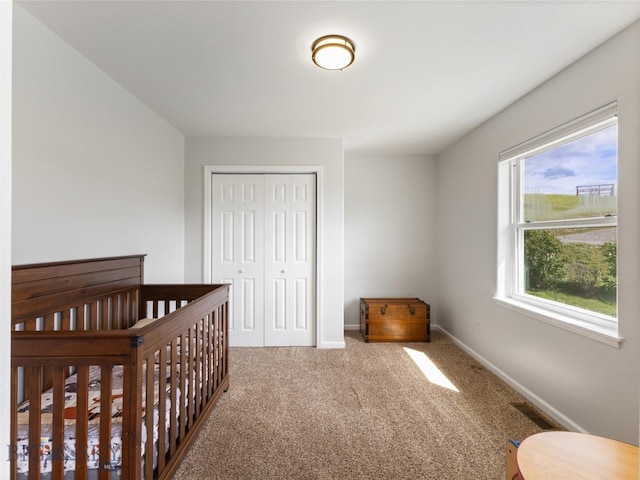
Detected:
left=495, top=103, right=621, bottom=347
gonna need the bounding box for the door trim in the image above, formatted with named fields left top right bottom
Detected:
left=203, top=165, right=323, bottom=347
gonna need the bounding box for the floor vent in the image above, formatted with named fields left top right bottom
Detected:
left=511, top=402, right=556, bottom=430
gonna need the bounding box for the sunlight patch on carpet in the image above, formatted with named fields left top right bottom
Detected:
left=404, top=347, right=459, bottom=392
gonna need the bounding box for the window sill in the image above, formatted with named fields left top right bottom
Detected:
left=494, top=296, right=623, bottom=348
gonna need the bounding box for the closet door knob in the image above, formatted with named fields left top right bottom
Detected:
left=281, top=269, right=286, bottom=274
left=238, top=269, right=245, bottom=274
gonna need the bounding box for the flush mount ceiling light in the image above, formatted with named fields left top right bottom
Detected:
left=311, top=34, right=356, bottom=70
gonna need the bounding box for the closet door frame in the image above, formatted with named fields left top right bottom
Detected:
left=203, top=165, right=323, bottom=347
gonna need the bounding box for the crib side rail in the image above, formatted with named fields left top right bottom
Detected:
left=137, top=283, right=230, bottom=480
left=10, top=332, right=143, bottom=480
left=12, top=330, right=139, bottom=358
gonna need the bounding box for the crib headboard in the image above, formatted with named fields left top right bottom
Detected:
left=12, top=254, right=146, bottom=331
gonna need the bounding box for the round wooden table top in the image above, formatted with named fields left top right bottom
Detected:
left=517, top=431, right=639, bottom=480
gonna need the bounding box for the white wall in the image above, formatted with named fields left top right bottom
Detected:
left=1, top=2, right=12, bottom=476
left=184, top=136, right=345, bottom=348
left=12, top=6, right=186, bottom=282
left=436, top=21, right=640, bottom=443
left=344, top=153, right=437, bottom=328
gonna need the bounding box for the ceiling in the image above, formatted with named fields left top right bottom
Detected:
left=17, top=1, right=640, bottom=155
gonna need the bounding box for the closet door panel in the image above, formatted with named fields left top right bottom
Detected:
left=264, top=175, right=315, bottom=346
left=212, top=174, right=264, bottom=347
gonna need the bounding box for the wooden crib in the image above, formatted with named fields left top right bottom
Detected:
left=10, top=255, right=230, bottom=480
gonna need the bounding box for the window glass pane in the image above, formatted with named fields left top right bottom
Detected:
left=523, top=227, right=617, bottom=317
left=523, top=124, right=617, bottom=222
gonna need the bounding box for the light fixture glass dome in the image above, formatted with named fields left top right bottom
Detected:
left=311, top=35, right=355, bottom=70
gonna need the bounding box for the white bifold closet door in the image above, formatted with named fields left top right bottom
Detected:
left=211, top=174, right=316, bottom=347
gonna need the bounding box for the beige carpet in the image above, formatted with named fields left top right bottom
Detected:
left=173, top=330, right=557, bottom=479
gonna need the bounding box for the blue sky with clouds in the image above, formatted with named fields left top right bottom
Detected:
left=524, top=124, right=617, bottom=195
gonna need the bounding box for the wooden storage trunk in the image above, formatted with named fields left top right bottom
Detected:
left=360, top=297, right=430, bottom=342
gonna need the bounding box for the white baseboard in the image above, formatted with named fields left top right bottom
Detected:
left=344, top=324, right=359, bottom=331
left=317, top=340, right=346, bottom=349
left=432, top=325, right=587, bottom=434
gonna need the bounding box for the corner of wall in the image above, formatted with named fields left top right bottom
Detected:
left=0, top=2, right=12, bottom=478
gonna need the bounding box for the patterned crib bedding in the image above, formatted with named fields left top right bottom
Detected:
left=15, top=363, right=176, bottom=475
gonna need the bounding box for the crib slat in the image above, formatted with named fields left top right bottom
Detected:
left=115, top=294, right=123, bottom=329
left=223, top=303, right=228, bottom=379
left=216, top=307, right=222, bottom=388
left=195, top=321, right=202, bottom=418
left=158, top=345, right=167, bottom=472
left=145, top=357, right=155, bottom=480
left=179, top=332, right=187, bottom=441
left=214, top=309, right=220, bottom=389
left=131, top=289, right=139, bottom=324
left=129, top=290, right=136, bottom=327
left=119, top=293, right=126, bottom=326
left=98, top=365, right=112, bottom=480
left=61, top=309, right=71, bottom=331
left=207, top=312, right=215, bottom=403
left=212, top=309, right=218, bottom=391
left=75, top=366, right=89, bottom=479
left=101, top=298, right=110, bottom=330
left=51, top=366, right=65, bottom=480
left=27, top=367, right=41, bottom=480
left=44, top=313, right=55, bottom=331
left=202, top=318, right=207, bottom=404
left=119, top=363, right=131, bottom=479
left=211, top=312, right=217, bottom=397
left=187, top=326, right=195, bottom=430
left=124, top=350, right=144, bottom=480
left=119, top=294, right=127, bottom=329
left=219, top=305, right=225, bottom=387
left=125, top=291, right=132, bottom=327
left=194, top=322, right=201, bottom=420
left=123, top=292, right=130, bottom=328
left=90, top=302, right=99, bottom=331
left=202, top=316, right=208, bottom=401
left=169, top=338, right=178, bottom=456
left=201, top=316, right=208, bottom=402
left=77, top=304, right=86, bottom=331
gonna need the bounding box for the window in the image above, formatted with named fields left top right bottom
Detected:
left=496, top=103, right=619, bottom=343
